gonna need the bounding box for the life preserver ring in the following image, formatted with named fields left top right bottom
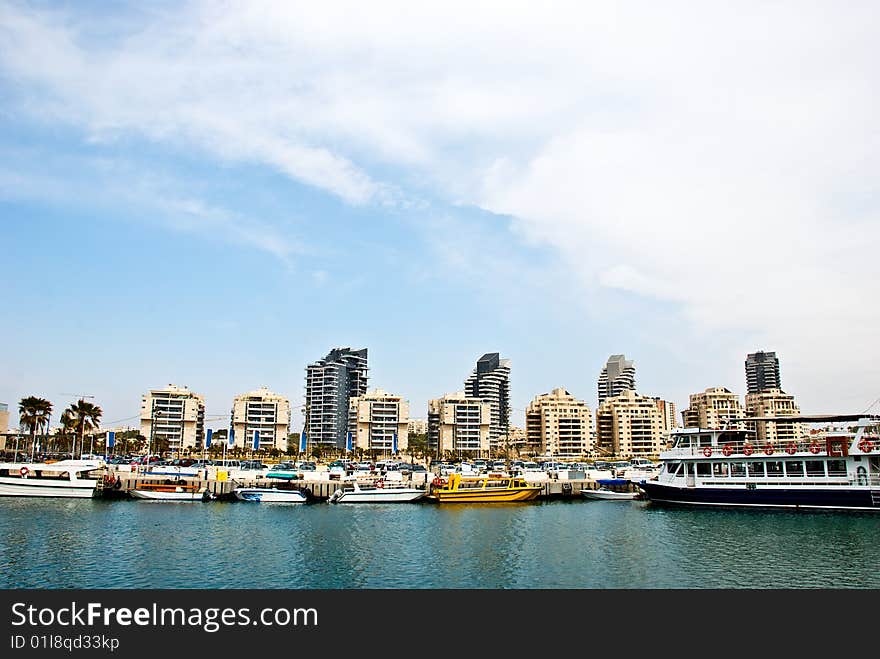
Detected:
left=858, top=438, right=874, bottom=453
left=786, top=442, right=797, bottom=455
left=763, top=444, right=775, bottom=455
left=809, top=441, right=821, bottom=455
left=702, top=447, right=713, bottom=457
left=19, top=466, right=29, bottom=477
left=743, top=444, right=754, bottom=456
left=722, top=444, right=733, bottom=457
left=432, top=477, right=442, bottom=487
left=376, top=480, right=384, bottom=489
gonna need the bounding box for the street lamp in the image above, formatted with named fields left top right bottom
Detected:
left=148, top=407, right=164, bottom=470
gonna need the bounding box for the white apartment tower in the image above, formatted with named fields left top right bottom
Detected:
left=348, top=388, right=409, bottom=453
left=428, top=393, right=492, bottom=457
left=682, top=387, right=745, bottom=429
left=526, top=387, right=593, bottom=458
left=231, top=387, right=291, bottom=452
left=140, top=384, right=206, bottom=452
left=598, top=354, right=636, bottom=405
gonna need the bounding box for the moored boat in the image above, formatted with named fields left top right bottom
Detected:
left=638, top=415, right=880, bottom=511
left=0, top=460, right=102, bottom=498
left=129, top=482, right=214, bottom=501
left=329, top=480, right=425, bottom=503
left=233, top=487, right=308, bottom=503
left=428, top=473, right=543, bottom=503
left=582, top=479, right=641, bottom=500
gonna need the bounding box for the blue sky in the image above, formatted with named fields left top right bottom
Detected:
left=2, top=1, right=879, bottom=430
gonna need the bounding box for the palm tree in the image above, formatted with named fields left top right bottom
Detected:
left=18, top=396, right=53, bottom=460
left=63, top=399, right=103, bottom=458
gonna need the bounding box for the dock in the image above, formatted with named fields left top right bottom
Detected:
left=96, top=468, right=637, bottom=501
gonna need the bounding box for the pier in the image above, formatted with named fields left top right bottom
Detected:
left=95, top=468, right=631, bottom=501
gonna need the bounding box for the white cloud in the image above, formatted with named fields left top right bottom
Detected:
left=2, top=1, right=878, bottom=409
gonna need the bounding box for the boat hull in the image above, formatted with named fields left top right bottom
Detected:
left=233, top=488, right=307, bottom=503
left=638, top=481, right=880, bottom=511
left=582, top=489, right=639, bottom=501
left=129, top=489, right=208, bottom=501
left=0, top=477, right=97, bottom=498
left=431, top=488, right=542, bottom=503
left=331, top=489, right=425, bottom=503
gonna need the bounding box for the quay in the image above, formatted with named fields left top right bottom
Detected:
left=95, top=467, right=633, bottom=501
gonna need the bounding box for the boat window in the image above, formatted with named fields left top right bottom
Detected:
left=696, top=462, right=712, bottom=476
left=730, top=462, right=745, bottom=477
left=712, top=462, right=728, bottom=477
left=805, top=460, right=826, bottom=477
left=784, top=461, right=803, bottom=477
left=664, top=462, right=681, bottom=476
left=747, top=462, right=765, bottom=477
left=684, top=462, right=693, bottom=476
left=766, top=461, right=783, bottom=476
left=826, top=460, right=846, bottom=477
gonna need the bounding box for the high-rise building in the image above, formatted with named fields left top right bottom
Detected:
left=596, top=390, right=665, bottom=457
left=653, top=397, right=678, bottom=433
left=140, top=384, right=206, bottom=452
left=598, top=354, right=636, bottom=404
left=305, top=347, right=368, bottom=449
left=682, top=387, right=745, bottom=428
left=464, top=353, right=511, bottom=450
left=407, top=418, right=428, bottom=436
left=745, top=388, right=802, bottom=444
left=349, top=389, right=409, bottom=454
left=231, top=387, right=291, bottom=452
left=427, top=392, right=491, bottom=457
left=526, top=388, right=593, bottom=458
left=0, top=402, right=8, bottom=452
left=745, top=351, right=781, bottom=394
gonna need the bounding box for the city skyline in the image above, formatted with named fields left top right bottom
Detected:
left=2, top=3, right=879, bottom=432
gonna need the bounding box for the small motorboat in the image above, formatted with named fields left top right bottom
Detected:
left=582, top=487, right=641, bottom=501
left=582, top=478, right=641, bottom=500
left=233, top=487, right=308, bottom=503
left=329, top=480, right=425, bottom=503
left=129, top=482, right=214, bottom=501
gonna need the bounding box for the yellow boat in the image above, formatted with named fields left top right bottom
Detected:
left=429, top=473, right=543, bottom=503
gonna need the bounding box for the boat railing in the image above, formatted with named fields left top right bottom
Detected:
left=662, top=438, right=861, bottom=458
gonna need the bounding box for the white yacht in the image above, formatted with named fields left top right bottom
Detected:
left=328, top=480, right=425, bottom=503
left=0, top=460, right=103, bottom=498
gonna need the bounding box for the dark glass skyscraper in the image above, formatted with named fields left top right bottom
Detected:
left=305, top=347, right=368, bottom=448
left=464, top=352, right=511, bottom=449
left=745, top=351, right=781, bottom=394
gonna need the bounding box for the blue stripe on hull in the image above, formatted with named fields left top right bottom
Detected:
left=638, top=482, right=878, bottom=510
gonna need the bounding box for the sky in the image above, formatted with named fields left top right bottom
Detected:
left=2, top=1, right=879, bottom=432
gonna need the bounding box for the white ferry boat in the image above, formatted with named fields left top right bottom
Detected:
left=638, top=415, right=880, bottom=511
left=328, top=480, right=425, bottom=503
left=0, top=460, right=103, bottom=498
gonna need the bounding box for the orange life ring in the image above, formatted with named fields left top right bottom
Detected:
left=722, top=444, right=733, bottom=457
left=743, top=444, right=754, bottom=456
left=785, top=442, right=797, bottom=455
left=376, top=480, right=385, bottom=488
left=702, top=447, right=713, bottom=457
left=763, top=444, right=775, bottom=455
left=432, top=477, right=442, bottom=487
left=19, top=466, right=29, bottom=477
left=858, top=438, right=874, bottom=453
left=809, top=441, right=821, bottom=455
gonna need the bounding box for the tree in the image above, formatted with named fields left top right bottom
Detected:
left=63, top=399, right=102, bottom=458
left=19, top=396, right=53, bottom=459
